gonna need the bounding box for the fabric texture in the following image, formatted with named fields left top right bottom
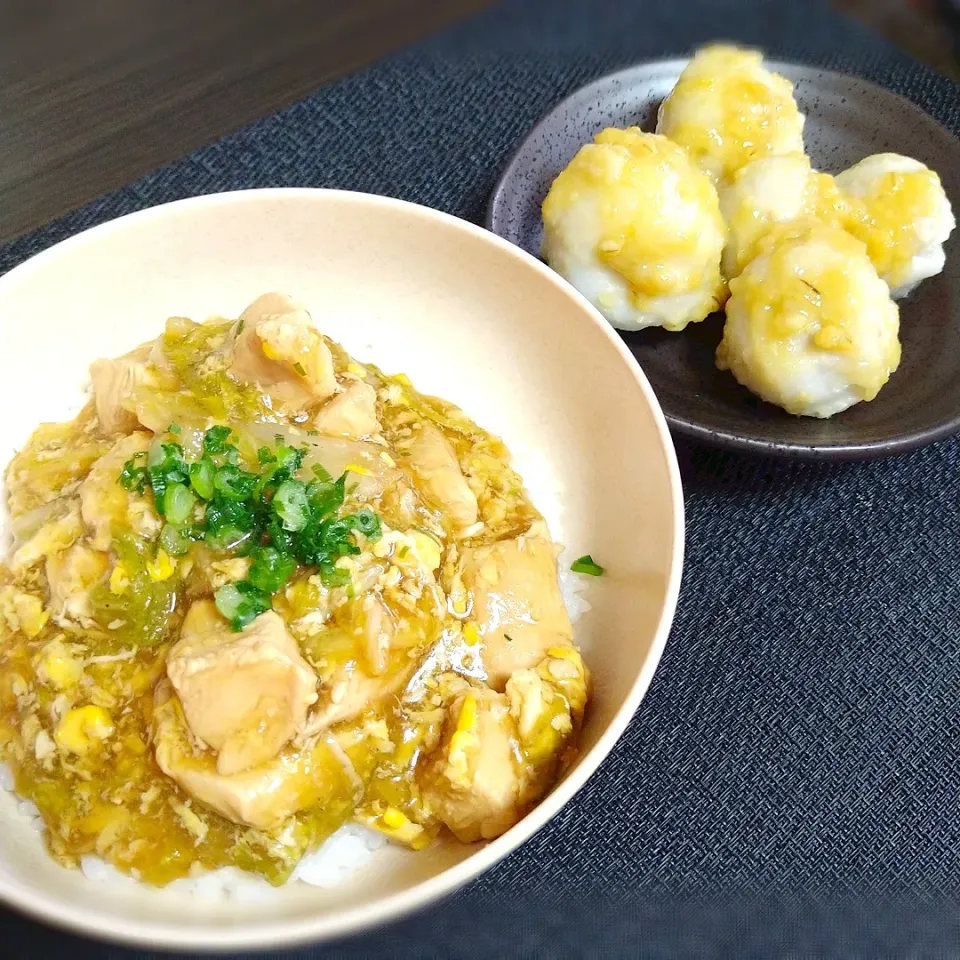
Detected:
left=2, top=0, right=960, bottom=956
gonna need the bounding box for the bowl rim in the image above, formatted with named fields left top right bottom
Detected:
left=0, top=188, right=685, bottom=951
left=485, top=57, right=960, bottom=461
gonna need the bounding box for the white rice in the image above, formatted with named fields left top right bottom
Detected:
left=558, top=562, right=593, bottom=624
left=0, top=563, right=590, bottom=897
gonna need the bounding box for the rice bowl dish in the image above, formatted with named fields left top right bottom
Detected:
left=0, top=189, right=683, bottom=949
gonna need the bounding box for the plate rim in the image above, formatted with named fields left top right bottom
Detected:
left=485, top=57, right=960, bottom=461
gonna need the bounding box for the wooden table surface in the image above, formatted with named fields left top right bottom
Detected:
left=0, top=0, right=956, bottom=247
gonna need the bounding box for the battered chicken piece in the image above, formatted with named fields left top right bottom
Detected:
left=88, top=344, right=152, bottom=436
left=312, top=380, right=380, bottom=439
left=400, top=424, right=478, bottom=530
left=419, top=687, right=524, bottom=842
left=78, top=432, right=155, bottom=551
left=229, top=293, right=337, bottom=411
left=45, top=544, right=110, bottom=620
left=459, top=524, right=574, bottom=690
left=152, top=680, right=358, bottom=830
left=166, top=601, right=318, bottom=776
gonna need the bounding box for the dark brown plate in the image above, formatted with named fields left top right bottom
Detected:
left=487, top=59, right=960, bottom=460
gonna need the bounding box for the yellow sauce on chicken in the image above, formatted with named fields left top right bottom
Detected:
left=0, top=293, right=589, bottom=886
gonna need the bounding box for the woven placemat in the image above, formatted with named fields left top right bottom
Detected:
left=2, top=0, right=960, bottom=956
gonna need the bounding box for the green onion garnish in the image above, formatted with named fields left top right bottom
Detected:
left=214, top=581, right=271, bottom=631
left=203, top=425, right=232, bottom=454
left=273, top=480, right=310, bottom=531
left=188, top=457, right=216, bottom=500
left=163, top=483, right=197, bottom=525
left=571, top=555, right=604, bottom=576
left=159, top=523, right=190, bottom=557
left=118, top=428, right=382, bottom=631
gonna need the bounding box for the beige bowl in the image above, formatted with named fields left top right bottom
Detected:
left=0, top=190, right=683, bottom=950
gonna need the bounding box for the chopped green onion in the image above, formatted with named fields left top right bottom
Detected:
left=163, top=483, right=197, bottom=525
left=306, top=473, right=346, bottom=517
left=248, top=547, right=297, bottom=594
left=571, top=554, right=604, bottom=576
left=205, top=525, right=253, bottom=554
left=168, top=423, right=181, bottom=435
left=236, top=318, right=246, bottom=335
left=214, top=464, right=258, bottom=501
left=203, top=425, right=232, bottom=454
left=119, top=459, right=148, bottom=494
left=118, top=429, right=383, bottom=631
left=159, top=523, right=190, bottom=557
left=293, top=361, right=306, bottom=376
left=275, top=444, right=306, bottom=474
left=214, top=581, right=271, bottom=631
left=317, top=560, right=351, bottom=588
left=188, top=457, right=216, bottom=500
left=273, top=480, right=310, bottom=531
left=149, top=470, right=168, bottom=512
left=266, top=519, right=296, bottom=556
left=353, top=508, right=382, bottom=541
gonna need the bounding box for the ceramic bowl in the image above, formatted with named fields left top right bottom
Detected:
left=0, top=189, right=683, bottom=950
left=488, top=60, right=960, bottom=460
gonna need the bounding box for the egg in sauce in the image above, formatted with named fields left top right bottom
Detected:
left=0, top=293, right=590, bottom=886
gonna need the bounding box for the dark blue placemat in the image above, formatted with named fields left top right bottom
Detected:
left=3, top=0, right=960, bottom=957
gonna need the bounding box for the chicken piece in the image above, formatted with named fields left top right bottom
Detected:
left=229, top=293, right=337, bottom=412
left=312, top=380, right=380, bottom=439
left=306, top=597, right=417, bottom=733
left=79, top=432, right=156, bottom=551
left=459, top=526, right=573, bottom=690
left=5, top=414, right=112, bottom=519
left=245, top=425, right=403, bottom=501
left=11, top=499, right=84, bottom=572
left=0, top=586, right=49, bottom=638
left=419, top=687, right=524, bottom=842
left=166, top=601, right=318, bottom=776
left=152, top=680, right=358, bottom=830
left=308, top=664, right=416, bottom=733
left=506, top=647, right=588, bottom=769
left=88, top=344, right=152, bottom=436
left=400, top=424, right=478, bottom=530
left=45, top=544, right=109, bottom=620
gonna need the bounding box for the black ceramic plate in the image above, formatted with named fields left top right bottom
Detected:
left=487, top=60, right=960, bottom=460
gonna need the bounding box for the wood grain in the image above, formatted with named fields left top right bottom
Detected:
left=0, top=0, right=496, bottom=244
left=0, top=0, right=954, bottom=246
